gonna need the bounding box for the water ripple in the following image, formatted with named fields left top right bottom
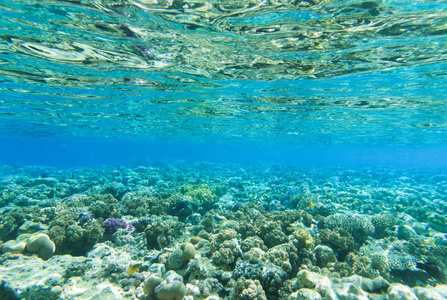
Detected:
left=1, top=0, right=446, bottom=82
left=0, top=0, right=446, bottom=144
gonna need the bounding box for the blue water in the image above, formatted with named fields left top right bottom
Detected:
left=2, top=2, right=447, bottom=297
left=1, top=0, right=447, bottom=169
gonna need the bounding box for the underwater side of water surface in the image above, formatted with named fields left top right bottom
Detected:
left=0, top=0, right=446, bottom=168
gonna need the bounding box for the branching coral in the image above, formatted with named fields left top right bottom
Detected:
left=325, top=214, right=374, bottom=244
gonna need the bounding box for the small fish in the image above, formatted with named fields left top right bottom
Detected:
left=417, top=262, right=447, bottom=283
left=126, top=262, right=142, bottom=276
left=308, top=201, right=315, bottom=208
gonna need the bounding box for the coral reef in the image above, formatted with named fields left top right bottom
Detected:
left=48, top=211, right=105, bottom=256
left=232, top=278, right=267, bottom=300
left=259, top=221, right=288, bottom=248
left=180, top=184, right=219, bottom=212
left=210, top=229, right=240, bottom=269
left=429, top=213, right=447, bottom=233
left=1, top=162, right=447, bottom=300
left=144, top=218, right=185, bottom=250
left=318, top=228, right=356, bottom=260
left=324, top=213, right=374, bottom=244
left=371, top=213, right=397, bottom=238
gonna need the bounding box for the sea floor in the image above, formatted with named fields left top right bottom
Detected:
left=1, top=161, right=447, bottom=300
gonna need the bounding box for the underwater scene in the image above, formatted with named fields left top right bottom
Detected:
left=1, top=0, right=447, bottom=299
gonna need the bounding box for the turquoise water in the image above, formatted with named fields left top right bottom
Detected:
left=2, top=2, right=447, bottom=299
left=0, top=0, right=447, bottom=165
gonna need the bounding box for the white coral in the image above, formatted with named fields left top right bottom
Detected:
left=327, top=282, right=369, bottom=300
left=388, top=283, right=418, bottom=300
left=289, top=288, right=322, bottom=300
left=295, top=270, right=331, bottom=297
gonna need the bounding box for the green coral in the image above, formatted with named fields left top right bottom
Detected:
left=404, top=206, right=430, bottom=222
left=144, top=219, right=185, bottom=250
left=215, top=184, right=228, bottom=197
left=180, top=184, right=219, bottom=211
left=210, top=229, right=239, bottom=269
left=240, top=236, right=267, bottom=253
left=0, top=187, right=17, bottom=207
left=369, top=254, right=390, bottom=279
left=180, top=184, right=212, bottom=199
left=318, top=228, right=356, bottom=261
left=87, top=194, right=121, bottom=219
left=47, top=207, right=104, bottom=255
left=266, top=242, right=299, bottom=273
left=121, top=192, right=150, bottom=217
left=315, top=245, right=337, bottom=268
left=293, top=227, right=314, bottom=249
left=289, top=192, right=313, bottom=210
left=0, top=207, right=46, bottom=241
left=429, top=213, right=447, bottom=233
left=211, top=240, right=239, bottom=268
left=61, top=194, right=121, bottom=219
left=167, top=193, right=195, bottom=221
left=201, top=214, right=215, bottom=233
left=272, top=211, right=301, bottom=228
left=260, top=221, right=288, bottom=248
left=23, top=184, right=55, bottom=201
left=48, top=225, right=66, bottom=247
left=0, top=212, right=21, bottom=241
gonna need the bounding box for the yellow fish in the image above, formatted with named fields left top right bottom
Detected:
left=126, top=262, right=142, bottom=276
left=308, top=201, right=315, bottom=208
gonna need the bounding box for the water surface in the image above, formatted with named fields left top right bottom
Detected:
left=0, top=0, right=446, bottom=165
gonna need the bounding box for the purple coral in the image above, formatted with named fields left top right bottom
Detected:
left=103, top=218, right=136, bottom=234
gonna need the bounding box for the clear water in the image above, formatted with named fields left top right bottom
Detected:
left=2, top=2, right=447, bottom=298
left=1, top=0, right=447, bottom=168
